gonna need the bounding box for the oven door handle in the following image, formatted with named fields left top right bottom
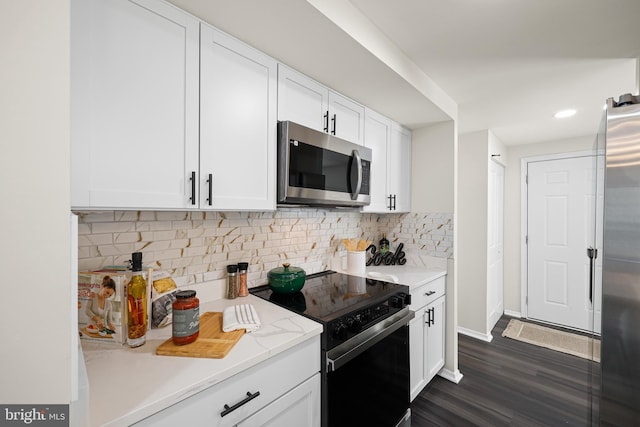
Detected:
left=326, top=309, right=414, bottom=372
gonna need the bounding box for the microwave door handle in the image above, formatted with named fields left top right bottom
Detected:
left=350, top=150, right=362, bottom=200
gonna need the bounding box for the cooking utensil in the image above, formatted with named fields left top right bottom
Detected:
left=341, top=238, right=371, bottom=252
left=268, top=263, right=306, bottom=294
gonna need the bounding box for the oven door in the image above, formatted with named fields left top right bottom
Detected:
left=325, top=309, right=413, bottom=427
left=277, top=121, right=371, bottom=207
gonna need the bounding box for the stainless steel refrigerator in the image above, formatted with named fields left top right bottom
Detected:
left=599, top=93, right=640, bottom=426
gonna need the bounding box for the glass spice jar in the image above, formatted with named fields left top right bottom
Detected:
left=226, top=264, right=239, bottom=299
left=237, top=262, right=249, bottom=297
left=172, top=290, right=199, bottom=345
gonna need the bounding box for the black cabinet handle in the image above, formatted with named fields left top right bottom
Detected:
left=387, top=194, right=393, bottom=211
left=221, top=391, right=261, bottom=417
left=189, top=171, right=196, bottom=205
left=425, top=290, right=436, bottom=296
left=392, top=194, right=397, bottom=210
left=425, top=308, right=434, bottom=326
left=207, top=173, right=213, bottom=206
left=331, top=114, right=336, bottom=135
left=324, top=111, right=329, bottom=133
left=425, top=308, right=435, bottom=326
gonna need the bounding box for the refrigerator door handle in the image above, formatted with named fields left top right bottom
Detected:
left=587, top=247, right=595, bottom=304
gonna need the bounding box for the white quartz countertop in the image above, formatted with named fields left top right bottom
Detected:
left=82, top=294, right=322, bottom=426
left=364, top=265, right=447, bottom=289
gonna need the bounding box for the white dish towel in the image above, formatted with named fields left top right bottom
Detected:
left=222, top=304, right=262, bottom=333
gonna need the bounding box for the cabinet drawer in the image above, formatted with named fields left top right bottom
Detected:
left=134, top=337, right=320, bottom=427
left=409, top=276, right=445, bottom=310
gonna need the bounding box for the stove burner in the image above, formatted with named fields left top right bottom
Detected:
left=251, top=271, right=410, bottom=350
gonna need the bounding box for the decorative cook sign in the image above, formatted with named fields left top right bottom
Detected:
left=366, top=243, right=406, bottom=266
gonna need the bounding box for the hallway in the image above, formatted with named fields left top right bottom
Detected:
left=411, top=316, right=600, bottom=426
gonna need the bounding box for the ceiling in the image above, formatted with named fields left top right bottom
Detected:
left=169, top=0, right=640, bottom=146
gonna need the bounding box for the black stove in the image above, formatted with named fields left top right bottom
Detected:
left=253, top=270, right=413, bottom=427
left=251, top=270, right=410, bottom=351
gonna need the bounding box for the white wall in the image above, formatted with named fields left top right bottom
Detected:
left=457, top=130, right=508, bottom=338
left=0, top=1, right=72, bottom=403
left=412, top=120, right=461, bottom=381
left=412, top=121, right=455, bottom=212
left=503, top=135, right=594, bottom=315
left=457, top=131, right=489, bottom=335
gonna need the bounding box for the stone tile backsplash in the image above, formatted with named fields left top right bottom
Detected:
left=76, top=209, right=453, bottom=289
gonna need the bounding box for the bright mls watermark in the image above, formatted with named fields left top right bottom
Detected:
left=1, top=405, right=68, bottom=426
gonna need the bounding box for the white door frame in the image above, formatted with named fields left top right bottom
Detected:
left=520, top=150, right=593, bottom=318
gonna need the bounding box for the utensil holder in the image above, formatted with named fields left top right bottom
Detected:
left=347, top=251, right=366, bottom=276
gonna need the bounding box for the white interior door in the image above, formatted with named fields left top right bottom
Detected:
left=487, top=160, right=504, bottom=331
left=527, top=156, right=597, bottom=331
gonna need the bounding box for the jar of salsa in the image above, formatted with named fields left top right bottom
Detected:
left=172, top=290, right=199, bottom=345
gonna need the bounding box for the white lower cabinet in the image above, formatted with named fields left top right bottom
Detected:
left=238, top=374, right=320, bottom=427
left=425, top=295, right=446, bottom=382
left=409, top=276, right=446, bottom=401
left=133, top=337, right=320, bottom=426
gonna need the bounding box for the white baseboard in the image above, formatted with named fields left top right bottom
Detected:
left=458, top=326, right=493, bottom=342
left=438, top=368, right=463, bottom=384
left=504, top=309, right=522, bottom=318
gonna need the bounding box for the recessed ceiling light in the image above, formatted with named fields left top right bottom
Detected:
left=554, top=109, right=576, bottom=119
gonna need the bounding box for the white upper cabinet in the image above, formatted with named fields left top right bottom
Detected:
left=277, top=65, right=365, bottom=145
left=362, top=109, right=412, bottom=213
left=362, top=109, right=391, bottom=212
left=327, top=91, right=366, bottom=145
left=199, top=24, right=277, bottom=211
left=72, top=0, right=278, bottom=211
left=277, top=65, right=329, bottom=133
left=389, top=122, right=412, bottom=212
left=71, top=0, right=199, bottom=210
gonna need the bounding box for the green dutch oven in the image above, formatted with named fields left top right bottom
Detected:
left=268, top=263, right=306, bottom=294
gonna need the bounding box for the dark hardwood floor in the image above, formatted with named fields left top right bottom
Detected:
left=411, top=316, right=600, bottom=426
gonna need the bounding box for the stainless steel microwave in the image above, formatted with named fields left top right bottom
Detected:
left=277, top=121, right=372, bottom=207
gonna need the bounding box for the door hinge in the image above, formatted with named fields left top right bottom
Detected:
left=525, top=235, right=528, bottom=244
left=526, top=175, right=528, bottom=184
left=526, top=296, right=528, bottom=305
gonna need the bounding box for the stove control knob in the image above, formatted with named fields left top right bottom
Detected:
left=333, top=322, right=348, bottom=341
left=390, top=295, right=404, bottom=309
left=360, top=310, right=371, bottom=324
left=346, top=315, right=362, bottom=333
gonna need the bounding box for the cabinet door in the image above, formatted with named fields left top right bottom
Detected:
left=362, top=108, right=391, bottom=213
left=277, top=65, right=329, bottom=133
left=200, top=25, right=277, bottom=211
left=409, top=307, right=426, bottom=402
left=328, top=91, right=365, bottom=145
left=238, top=373, right=320, bottom=427
left=389, top=122, right=412, bottom=212
left=425, top=296, right=446, bottom=383
left=71, top=0, right=199, bottom=209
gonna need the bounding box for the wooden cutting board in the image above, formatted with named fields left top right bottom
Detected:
left=156, top=312, right=245, bottom=358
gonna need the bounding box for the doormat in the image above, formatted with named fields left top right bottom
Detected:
left=502, top=319, right=600, bottom=362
